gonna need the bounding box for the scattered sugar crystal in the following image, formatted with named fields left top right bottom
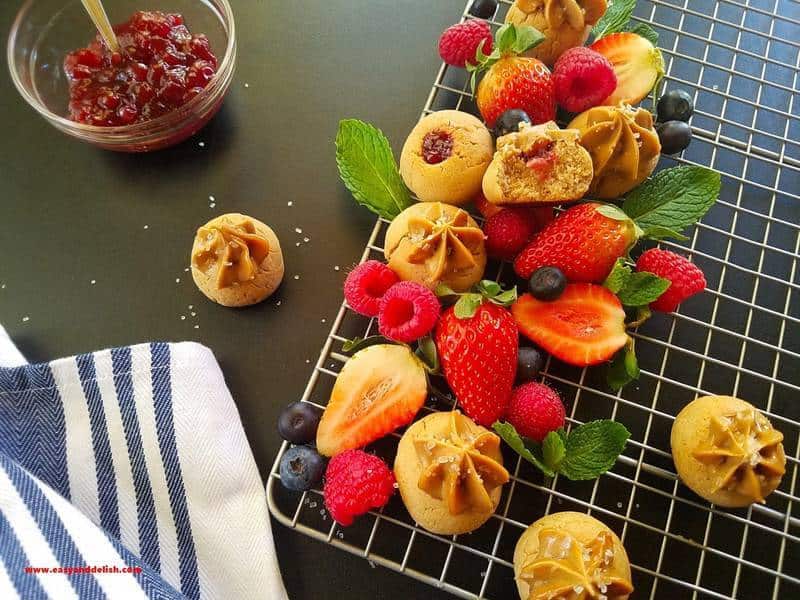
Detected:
left=189, top=305, right=194, bottom=309
left=184, top=267, right=189, bottom=272
left=180, top=315, right=186, bottom=320
left=616, top=502, right=623, bottom=508
left=175, top=278, right=181, bottom=283
left=295, top=242, right=301, bottom=247
left=334, top=266, right=340, bottom=271
left=244, top=82, right=250, bottom=88
left=287, top=201, right=293, bottom=207
left=209, top=195, right=215, bottom=202
left=210, top=203, right=216, bottom=208
left=305, top=359, right=311, bottom=364
left=191, top=312, right=197, bottom=317
left=275, top=301, right=282, bottom=306
left=303, top=237, right=310, bottom=243
left=91, top=280, right=96, bottom=285
left=198, top=141, right=205, bottom=147
left=321, top=318, right=326, bottom=323
left=194, top=325, right=199, bottom=329
left=294, top=227, right=302, bottom=234
left=336, top=531, right=344, bottom=539
left=294, top=275, right=300, bottom=280
left=22, top=316, right=29, bottom=322
left=573, top=585, right=584, bottom=594
left=0, top=284, right=5, bottom=289
left=143, top=225, right=149, bottom=230
left=480, top=571, right=486, bottom=578
left=308, top=501, right=317, bottom=509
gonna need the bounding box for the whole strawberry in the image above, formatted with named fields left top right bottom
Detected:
left=438, top=20, right=493, bottom=68
left=514, top=203, right=638, bottom=282
left=636, top=248, right=706, bottom=312
left=469, top=24, right=556, bottom=127
left=435, top=301, right=518, bottom=426
left=484, top=208, right=537, bottom=260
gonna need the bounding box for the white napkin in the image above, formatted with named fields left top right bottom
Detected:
left=0, top=328, right=287, bottom=600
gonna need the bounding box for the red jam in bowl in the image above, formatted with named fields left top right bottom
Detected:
left=63, top=11, right=218, bottom=126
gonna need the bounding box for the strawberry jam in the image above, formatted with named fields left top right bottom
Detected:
left=64, top=11, right=218, bottom=126
left=521, top=140, right=556, bottom=179
left=421, top=131, right=454, bottom=164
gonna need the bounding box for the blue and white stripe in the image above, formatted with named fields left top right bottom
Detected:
left=0, top=340, right=284, bottom=600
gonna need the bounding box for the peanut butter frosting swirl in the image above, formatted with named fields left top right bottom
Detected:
left=413, top=411, right=509, bottom=515
left=516, top=0, right=605, bottom=30
left=519, top=529, right=634, bottom=600
left=568, top=104, right=661, bottom=199
left=692, top=408, right=786, bottom=504
left=403, top=203, right=485, bottom=284
left=192, top=216, right=270, bottom=289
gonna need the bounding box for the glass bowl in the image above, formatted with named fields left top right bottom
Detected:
left=7, top=0, right=236, bottom=152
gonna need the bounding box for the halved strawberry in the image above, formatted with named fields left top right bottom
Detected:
left=316, top=344, right=428, bottom=456
left=590, top=32, right=664, bottom=106
left=512, top=285, right=628, bottom=366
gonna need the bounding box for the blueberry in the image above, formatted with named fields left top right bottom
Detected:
left=468, top=0, right=498, bottom=19
left=277, top=402, right=323, bottom=444
left=657, top=89, right=694, bottom=123
left=494, top=109, right=531, bottom=138
left=517, top=347, right=546, bottom=383
left=657, top=120, right=692, bottom=155
left=528, top=266, right=567, bottom=301
left=279, top=445, right=326, bottom=492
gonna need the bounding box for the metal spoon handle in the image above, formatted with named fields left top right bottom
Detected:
left=80, top=0, right=120, bottom=53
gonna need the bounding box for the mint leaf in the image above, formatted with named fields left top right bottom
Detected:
left=335, top=119, right=412, bottom=220
left=542, top=430, right=566, bottom=472
left=592, top=0, right=637, bottom=39
left=642, top=225, right=689, bottom=241
left=496, top=24, right=516, bottom=53
left=607, top=341, right=640, bottom=391
left=493, top=422, right=555, bottom=477
left=603, top=259, right=632, bottom=294
left=455, top=294, right=483, bottom=319
left=627, top=22, right=659, bottom=45
left=622, top=166, right=721, bottom=233
left=560, top=420, right=630, bottom=480
left=616, top=271, right=670, bottom=306
left=415, top=335, right=439, bottom=374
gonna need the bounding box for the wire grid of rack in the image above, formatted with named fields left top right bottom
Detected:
left=267, top=0, right=800, bottom=597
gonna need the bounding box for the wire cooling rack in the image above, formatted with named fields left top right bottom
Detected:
left=267, top=0, right=800, bottom=597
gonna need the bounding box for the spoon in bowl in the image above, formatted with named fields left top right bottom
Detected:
left=80, top=0, right=120, bottom=53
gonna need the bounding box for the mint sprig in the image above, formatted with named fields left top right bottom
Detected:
left=592, top=0, right=637, bottom=39
left=335, top=119, right=412, bottom=220
left=623, top=166, right=721, bottom=234
left=627, top=22, right=659, bottom=45
left=436, top=280, right=517, bottom=319
left=607, top=339, right=640, bottom=391
left=493, top=420, right=630, bottom=481
left=603, top=259, right=670, bottom=307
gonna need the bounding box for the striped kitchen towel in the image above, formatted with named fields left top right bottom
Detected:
left=0, top=327, right=287, bottom=600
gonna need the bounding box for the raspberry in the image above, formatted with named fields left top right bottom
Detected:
left=344, top=261, right=399, bottom=317
left=636, top=248, right=706, bottom=313
left=505, top=382, right=565, bottom=442
left=323, top=450, right=395, bottom=526
left=484, top=208, right=538, bottom=261
left=553, top=47, right=617, bottom=113
left=378, top=282, right=440, bottom=343
left=438, top=20, right=493, bottom=68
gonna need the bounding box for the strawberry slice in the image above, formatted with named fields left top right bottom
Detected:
left=512, top=285, right=628, bottom=366
left=590, top=32, right=664, bottom=106
left=316, top=344, right=428, bottom=456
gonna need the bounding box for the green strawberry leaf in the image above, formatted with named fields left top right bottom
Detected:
left=642, top=225, right=689, bottom=241
left=627, top=22, right=659, bottom=45
left=435, top=283, right=459, bottom=298
left=607, top=340, right=640, bottom=391
left=603, top=259, right=632, bottom=294
left=415, top=335, right=440, bottom=374
left=335, top=120, right=412, bottom=220
left=596, top=203, right=631, bottom=222
left=622, top=166, right=721, bottom=233
left=454, top=293, right=483, bottom=319
left=559, top=420, right=630, bottom=480
left=616, top=271, right=671, bottom=307
left=511, top=25, right=545, bottom=55
left=592, top=0, right=637, bottom=39
left=493, top=422, right=555, bottom=477
left=478, top=280, right=502, bottom=298
left=542, top=430, right=566, bottom=472
left=492, top=288, right=518, bottom=306
left=342, top=335, right=393, bottom=353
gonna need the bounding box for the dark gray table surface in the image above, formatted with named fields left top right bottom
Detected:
left=0, top=0, right=461, bottom=597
